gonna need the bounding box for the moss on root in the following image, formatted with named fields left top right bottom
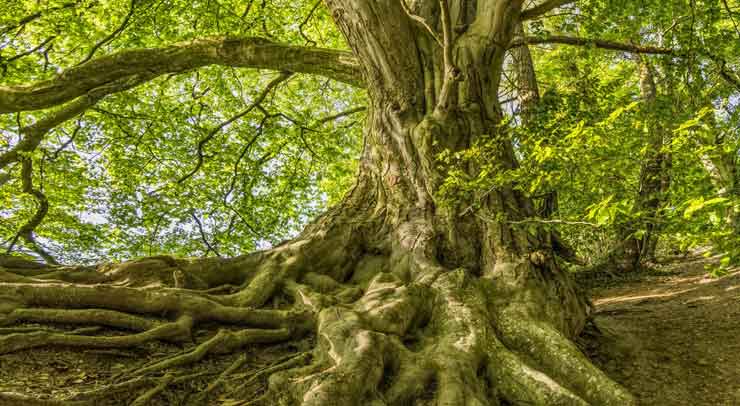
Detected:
left=0, top=217, right=634, bottom=406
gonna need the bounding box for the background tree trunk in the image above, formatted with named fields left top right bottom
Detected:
left=618, top=59, right=671, bottom=268
left=699, top=125, right=739, bottom=234
left=512, top=22, right=559, bottom=219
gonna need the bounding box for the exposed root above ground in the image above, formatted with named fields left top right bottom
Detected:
left=0, top=216, right=634, bottom=405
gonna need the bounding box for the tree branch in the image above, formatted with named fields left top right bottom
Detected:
left=47, top=122, right=82, bottom=161
left=175, top=72, right=292, bottom=185
left=722, top=0, right=740, bottom=40
left=508, top=218, right=601, bottom=228
left=520, top=0, right=576, bottom=20
left=315, top=106, right=366, bottom=124
left=6, top=158, right=59, bottom=265
left=510, top=35, right=675, bottom=55
left=0, top=2, right=78, bottom=35
left=2, top=36, right=56, bottom=65
left=708, top=53, right=740, bottom=90
left=510, top=34, right=740, bottom=90
left=435, top=0, right=459, bottom=114
left=0, top=37, right=363, bottom=114
left=399, top=0, right=443, bottom=47
left=75, top=0, right=139, bottom=66
left=299, top=0, right=322, bottom=47
left=190, top=210, right=221, bottom=257
left=0, top=73, right=156, bottom=171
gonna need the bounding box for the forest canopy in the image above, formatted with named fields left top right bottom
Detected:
left=1, top=0, right=366, bottom=262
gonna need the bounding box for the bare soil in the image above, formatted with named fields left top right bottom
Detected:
left=580, top=255, right=740, bottom=406
left=0, top=329, right=306, bottom=405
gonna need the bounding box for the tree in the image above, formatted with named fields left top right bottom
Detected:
left=512, top=21, right=561, bottom=219
left=0, top=0, right=738, bottom=404
left=610, top=59, right=672, bottom=269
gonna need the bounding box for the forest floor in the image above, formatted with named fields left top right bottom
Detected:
left=0, top=253, right=738, bottom=405
left=579, top=252, right=740, bottom=406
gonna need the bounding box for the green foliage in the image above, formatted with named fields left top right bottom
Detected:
left=437, top=0, right=740, bottom=267
left=0, top=0, right=362, bottom=262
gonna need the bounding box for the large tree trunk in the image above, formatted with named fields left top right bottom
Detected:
left=0, top=1, right=633, bottom=405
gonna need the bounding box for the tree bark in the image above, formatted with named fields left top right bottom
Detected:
left=698, top=116, right=740, bottom=235
left=0, top=1, right=634, bottom=404
left=512, top=22, right=558, bottom=218
left=0, top=37, right=363, bottom=114
left=617, top=59, right=671, bottom=269
left=265, top=3, right=632, bottom=402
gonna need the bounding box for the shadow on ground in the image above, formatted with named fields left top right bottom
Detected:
left=580, top=255, right=740, bottom=406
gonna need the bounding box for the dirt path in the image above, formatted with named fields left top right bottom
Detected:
left=581, top=256, right=740, bottom=406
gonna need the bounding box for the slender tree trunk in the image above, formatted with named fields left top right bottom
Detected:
left=619, top=59, right=671, bottom=268
left=512, top=22, right=559, bottom=218
left=513, top=23, right=540, bottom=125
left=699, top=125, right=739, bottom=234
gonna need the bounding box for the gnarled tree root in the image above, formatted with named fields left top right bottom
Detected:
left=260, top=264, right=634, bottom=406
left=0, top=237, right=634, bottom=405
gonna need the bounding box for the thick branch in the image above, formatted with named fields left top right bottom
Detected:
left=520, top=0, right=576, bottom=20
left=0, top=73, right=155, bottom=171
left=6, top=158, right=59, bottom=265
left=0, top=37, right=363, bottom=114
left=511, top=35, right=675, bottom=55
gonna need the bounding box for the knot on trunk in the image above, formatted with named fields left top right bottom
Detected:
left=529, top=250, right=549, bottom=266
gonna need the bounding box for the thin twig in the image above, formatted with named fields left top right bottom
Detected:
left=76, top=0, right=139, bottom=66
left=48, top=122, right=82, bottom=161
left=175, top=72, right=292, bottom=185
left=0, top=2, right=78, bottom=35
left=722, top=0, right=740, bottom=39
left=191, top=210, right=221, bottom=257
left=198, top=353, right=248, bottom=400
left=2, top=36, right=56, bottom=65
left=130, top=373, right=174, bottom=406
left=299, top=0, right=322, bottom=47
left=507, top=218, right=601, bottom=228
